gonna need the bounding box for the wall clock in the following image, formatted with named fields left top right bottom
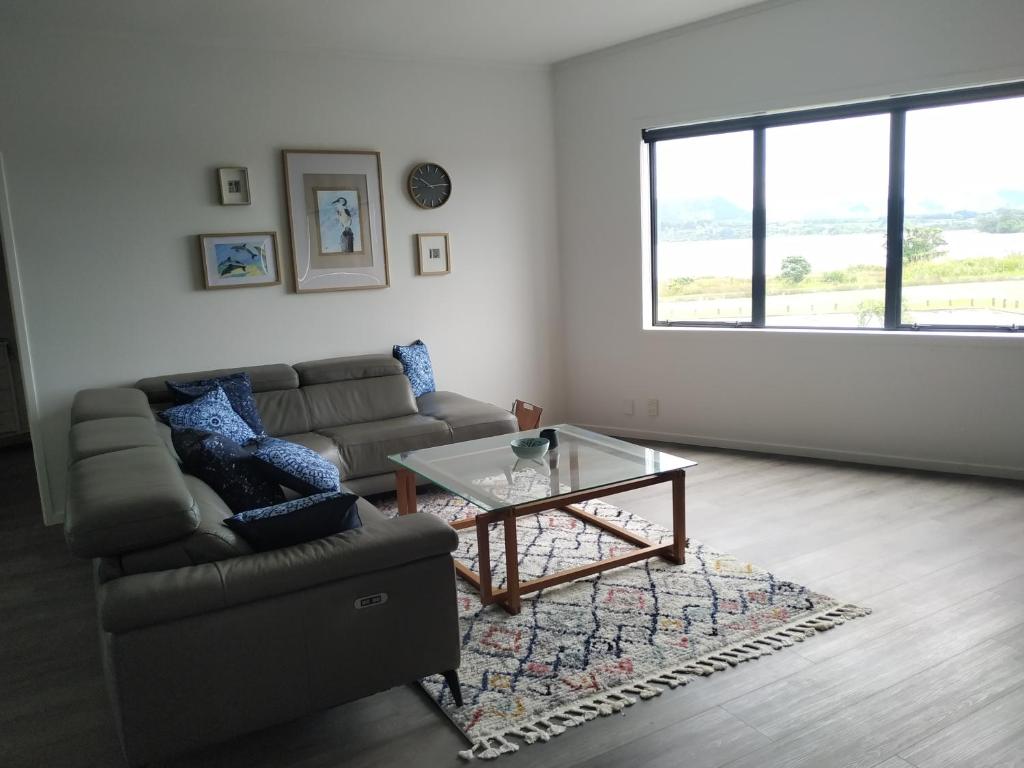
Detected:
left=407, top=163, right=452, bottom=209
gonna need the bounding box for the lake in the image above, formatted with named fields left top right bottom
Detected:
left=657, top=230, right=1024, bottom=279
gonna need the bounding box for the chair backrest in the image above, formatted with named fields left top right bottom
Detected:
left=512, top=399, right=542, bottom=431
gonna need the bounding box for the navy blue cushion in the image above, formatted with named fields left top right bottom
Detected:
left=172, top=429, right=284, bottom=513
left=166, top=372, right=267, bottom=437
left=223, top=491, right=361, bottom=552
left=160, top=387, right=257, bottom=445
left=251, top=437, right=341, bottom=496
left=392, top=339, right=436, bottom=397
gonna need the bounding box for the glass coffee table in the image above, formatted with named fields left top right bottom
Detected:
left=389, top=425, right=697, bottom=615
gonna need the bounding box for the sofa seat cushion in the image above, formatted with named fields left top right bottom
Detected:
left=69, top=416, right=163, bottom=462
left=117, top=475, right=254, bottom=575
left=318, top=415, right=452, bottom=480
left=279, top=432, right=343, bottom=470
left=416, top=391, right=519, bottom=442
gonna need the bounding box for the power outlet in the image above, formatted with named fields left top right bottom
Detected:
left=647, top=398, right=659, bottom=417
left=623, top=399, right=635, bottom=416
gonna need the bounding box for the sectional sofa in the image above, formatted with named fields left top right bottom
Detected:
left=63, top=353, right=518, bottom=766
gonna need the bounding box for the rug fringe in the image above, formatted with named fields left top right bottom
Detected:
left=456, top=601, right=870, bottom=761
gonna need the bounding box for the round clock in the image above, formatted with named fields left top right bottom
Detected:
left=408, top=162, right=452, bottom=209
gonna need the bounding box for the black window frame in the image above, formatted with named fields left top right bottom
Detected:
left=644, top=80, right=1024, bottom=333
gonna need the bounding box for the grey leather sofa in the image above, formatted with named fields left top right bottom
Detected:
left=63, top=353, right=518, bottom=766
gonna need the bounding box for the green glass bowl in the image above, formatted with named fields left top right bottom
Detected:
left=511, top=437, right=549, bottom=460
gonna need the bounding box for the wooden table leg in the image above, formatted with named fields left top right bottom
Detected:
left=668, top=471, right=686, bottom=564
left=502, top=509, right=521, bottom=615
left=476, top=516, right=493, bottom=603
left=396, top=468, right=417, bottom=516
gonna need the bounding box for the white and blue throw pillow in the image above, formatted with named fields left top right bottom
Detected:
left=160, top=386, right=257, bottom=445
left=251, top=437, right=341, bottom=496
left=223, top=491, right=361, bottom=552
left=166, top=371, right=267, bottom=437
left=392, top=339, right=436, bottom=397
left=172, top=429, right=284, bottom=513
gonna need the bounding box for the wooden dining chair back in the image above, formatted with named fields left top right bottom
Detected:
left=512, top=399, right=543, bottom=431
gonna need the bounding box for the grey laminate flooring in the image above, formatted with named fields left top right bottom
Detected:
left=2, top=442, right=1024, bottom=768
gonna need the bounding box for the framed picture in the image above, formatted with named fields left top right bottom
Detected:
left=282, top=149, right=390, bottom=292
left=198, top=231, right=280, bottom=289
left=416, top=233, right=451, bottom=276
left=217, top=167, right=251, bottom=205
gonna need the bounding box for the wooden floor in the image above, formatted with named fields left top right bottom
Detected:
left=2, top=442, right=1024, bottom=768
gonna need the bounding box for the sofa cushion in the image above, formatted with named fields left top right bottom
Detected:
left=251, top=437, right=341, bottom=495
left=173, top=429, right=284, bottom=513
left=69, top=416, right=164, bottom=462
left=293, top=354, right=402, bottom=386
left=303, top=375, right=418, bottom=430
left=416, top=391, right=519, bottom=442
left=71, top=388, right=153, bottom=424
left=167, top=371, right=267, bottom=437
left=160, top=387, right=257, bottom=445
left=318, top=414, right=451, bottom=480
left=117, top=475, right=255, bottom=575
left=224, top=491, right=362, bottom=552
left=253, top=388, right=311, bottom=436
left=65, top=446, right=199, bottom=558
left=392, top=340, right=436, bottom=397
left=279, top=432, right=342, bottom=470
left=136, top=363, right=299, bottom=404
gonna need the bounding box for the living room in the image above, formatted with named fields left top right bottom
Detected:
left=1, top=0, right=1023, bottom=766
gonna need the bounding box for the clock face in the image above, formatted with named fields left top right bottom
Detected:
left=408, top=163, right=452, bottom=209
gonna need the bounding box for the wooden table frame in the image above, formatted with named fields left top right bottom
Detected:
left=395, top=467, right=687, bottom=615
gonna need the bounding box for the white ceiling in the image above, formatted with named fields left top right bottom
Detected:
left=0, top=0, right=767, bottom=65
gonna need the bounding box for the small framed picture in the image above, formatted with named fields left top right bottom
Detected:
left=416, top=233, right=451, bottom=276
left=217, top=167, right=251, bottom=205
left=198, top=231, right=280, bottom=289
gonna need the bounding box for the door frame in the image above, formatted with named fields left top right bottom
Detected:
left=0, top=152, right=53, bottom=523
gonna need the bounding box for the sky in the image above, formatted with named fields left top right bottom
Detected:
left=656, top=94, right=1024, bottom=222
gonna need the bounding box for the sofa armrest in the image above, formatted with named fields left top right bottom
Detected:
left=98, top=512, right=458, bottom=633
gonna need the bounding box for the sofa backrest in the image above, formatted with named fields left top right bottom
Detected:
left=134, top=354, right=416, bottom=436
left=65, top=388, right=201, bottom=559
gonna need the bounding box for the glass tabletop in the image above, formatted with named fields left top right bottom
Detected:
left=389, top=424, right=696, bottom=512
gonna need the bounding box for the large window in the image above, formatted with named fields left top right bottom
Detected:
left=646, top=82, right=1024, bottom=331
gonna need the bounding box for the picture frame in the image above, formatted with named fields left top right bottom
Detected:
left=217, top=167, right=251, bottom=205
left=198, top=231, right=281, bottom=289
left=416, top=233, right=451, bottom=276
left=282, top=149, right=390, bottom=292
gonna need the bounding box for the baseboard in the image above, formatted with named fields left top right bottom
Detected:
left=577, top=423, right=1024, bottom=482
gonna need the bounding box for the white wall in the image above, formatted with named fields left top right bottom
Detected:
left=0, top=32, right=563, bottom=522
left=553, top=0, right=1024, bottom=478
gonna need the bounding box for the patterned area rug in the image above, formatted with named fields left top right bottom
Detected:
left=376, top=490, right=869, bottom=761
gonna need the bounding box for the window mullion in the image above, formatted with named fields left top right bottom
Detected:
left=752, top=128, right=766, bottom=326
left=885, top=110, right=906, bottom=329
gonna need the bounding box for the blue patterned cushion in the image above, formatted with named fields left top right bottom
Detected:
left=160, top=387, right=257, bottom=445
left=392, top=339, right=436, bottom=397
left=223, top=491, right=361, bottom=551
left=166, top=372, right=266, bottom=437
left=251, top=437, right=341, bottom=495
left=172, top=429, right=284, bottom=513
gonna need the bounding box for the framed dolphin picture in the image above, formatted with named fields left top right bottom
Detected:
left=198, top=231, right=281, bottom=289
left=282, top=149, right=390, bottom=293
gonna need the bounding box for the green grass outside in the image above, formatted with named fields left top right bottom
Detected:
left=658, top=253, right=1024, bottom=300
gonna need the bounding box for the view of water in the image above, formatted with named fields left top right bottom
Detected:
left=657, top=230, right=1024, bottom=279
